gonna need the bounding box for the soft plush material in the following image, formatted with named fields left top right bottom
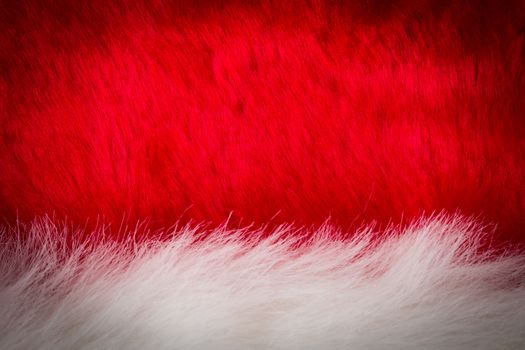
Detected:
left=1, top=0, right=525, bottom=349
left=2, top=215, right=525, bottom=350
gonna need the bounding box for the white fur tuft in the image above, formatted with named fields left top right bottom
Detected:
left=1, top=215, right=524, bottom=349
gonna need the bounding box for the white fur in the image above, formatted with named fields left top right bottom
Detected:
left=1, top=215, right=524, bottom=349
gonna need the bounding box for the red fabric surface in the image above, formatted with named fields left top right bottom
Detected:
left=1, top=0, right=524, bottom=242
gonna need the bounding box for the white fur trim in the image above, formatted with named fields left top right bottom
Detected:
left=1, top=215, right=524, bottom=349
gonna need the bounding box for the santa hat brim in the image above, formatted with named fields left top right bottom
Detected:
left=1, top=214, right=524, bottom=349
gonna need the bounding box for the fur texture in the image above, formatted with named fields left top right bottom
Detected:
left=1, top=215, right=524, bottom=349
left=1, top=2, right=525, bottom=348
left=1, top=1, right=525, bottom=242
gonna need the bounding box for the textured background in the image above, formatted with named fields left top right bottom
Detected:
left=1, top=0, right=524, bottom=242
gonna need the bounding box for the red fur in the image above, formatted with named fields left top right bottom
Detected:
left=1, top=1, right=525, bottom=242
